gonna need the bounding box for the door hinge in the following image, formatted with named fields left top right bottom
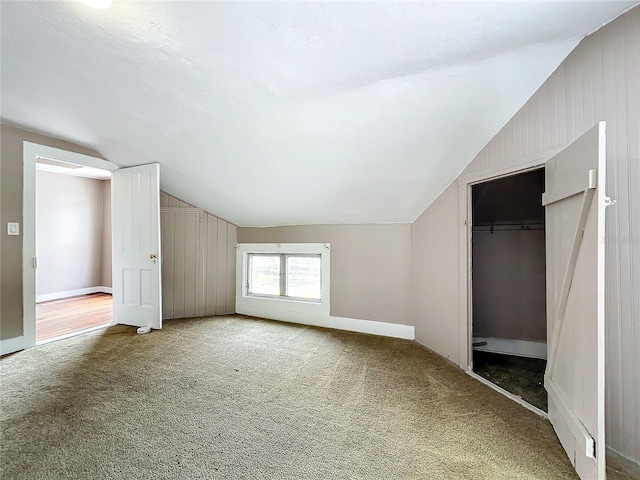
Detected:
left=32, top=257, right=38, bottom=269
left=604, top=196, right=616, bottom=207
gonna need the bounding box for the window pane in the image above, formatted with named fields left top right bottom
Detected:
left=249, top=255, right=280, bottom=296
left=286, top=256, right=321, bottom=300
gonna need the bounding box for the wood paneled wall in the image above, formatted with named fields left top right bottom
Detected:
left=160, top=192, right=236, bottom=319
left=457, top=8, right=639, bottom=462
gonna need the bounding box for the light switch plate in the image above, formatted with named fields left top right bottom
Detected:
left=7, top=222, right=20, bottom=236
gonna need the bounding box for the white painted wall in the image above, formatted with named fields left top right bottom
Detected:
left=35, top=171, right=111, bottom=296
left=411, top=182, right=460, bottom=364
left=238, top=223, right=413, bottom=326
left=412, top=7, right=640, bottom=464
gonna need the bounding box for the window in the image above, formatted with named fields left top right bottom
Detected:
left=236, top=243, right=330, bottom=319
left=248, top=253, right=321, bottom=301
left=248, top=255, right=280, bottom=296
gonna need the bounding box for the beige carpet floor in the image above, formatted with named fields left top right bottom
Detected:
left=0, top=315, right=587, bottom=479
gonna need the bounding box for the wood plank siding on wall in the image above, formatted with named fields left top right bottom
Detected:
left=160, top=192, right=236, bottom=319
left=413, top=7, right=639, bottom=463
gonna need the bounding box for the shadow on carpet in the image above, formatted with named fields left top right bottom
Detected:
left=1, top=316, right=578, bottom=479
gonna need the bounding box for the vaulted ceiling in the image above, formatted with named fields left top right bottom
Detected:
left=1, top=1, right=636, bottom=226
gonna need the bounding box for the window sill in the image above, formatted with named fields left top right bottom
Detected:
left=245, top=294, right=321, bottom=305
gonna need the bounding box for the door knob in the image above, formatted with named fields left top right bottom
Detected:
left=150, top=253, right=157, bottom=264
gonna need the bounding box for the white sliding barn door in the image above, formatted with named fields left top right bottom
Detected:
left=112, top=164, right=162, bottom=329
left=543, top=122, right=607, bottom=479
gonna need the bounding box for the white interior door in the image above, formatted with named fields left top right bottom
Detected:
left=112, top=164, right=162, bottom=329
left=543, top=122, right=606, bottom=479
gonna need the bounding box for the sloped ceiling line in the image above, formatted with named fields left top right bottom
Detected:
left=1, top=1, right=636, bottom=226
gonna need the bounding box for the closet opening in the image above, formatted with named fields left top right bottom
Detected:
left=470, top=168, right=547, bottom=412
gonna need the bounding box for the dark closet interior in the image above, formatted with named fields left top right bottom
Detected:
left=471, top=168, right=547, bottom=411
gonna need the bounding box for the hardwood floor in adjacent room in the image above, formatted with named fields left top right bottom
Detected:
left=36, top=293, right=113, bottom=342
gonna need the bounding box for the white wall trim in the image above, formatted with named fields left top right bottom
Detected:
left=236, top=242, right=414, bottom=340
left=458, top=160, right=551, bottom=371
left=457, top=148, right=559, bottom=186
left=236, top=243, right=331, bottom=317
left=36, top=286, right=113, bottom=304
left=238, top=305, right=415, bottom=340
left=0, top=335, right=25, bottom=356
left=23, top=142, right=117, bottom=349
left=329, top=316, right=414, bottom=339
left=458, top=182, right=471, bottom=369
left=473, top=337, right=547, bottom=360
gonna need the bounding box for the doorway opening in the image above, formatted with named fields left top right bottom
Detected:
left=34, top=158, right=113, bottom=344
left=470, top=168, right=547, bottom=412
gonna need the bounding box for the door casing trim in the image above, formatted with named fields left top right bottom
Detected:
left=22, top=142, right=117, bottom=349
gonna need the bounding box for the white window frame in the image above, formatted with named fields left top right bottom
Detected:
left=236, top=243, right=330, bottom=321
left=246, top=252, right=322, bottom=302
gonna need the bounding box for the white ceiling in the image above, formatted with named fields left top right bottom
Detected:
left=1, top=1, right=636, bottom=226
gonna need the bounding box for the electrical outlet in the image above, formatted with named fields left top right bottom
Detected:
left=7, top=222, right=20, bottom=236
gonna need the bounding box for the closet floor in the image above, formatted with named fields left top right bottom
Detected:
left=473, top=351, right=547, bottom=412
left=36, top=293, right=113, bottom=342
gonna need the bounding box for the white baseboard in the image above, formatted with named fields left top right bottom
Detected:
left=329, top=316, right=415, bottom=339
left=237, top=305, right=415, bottom=340
left=36, top=286, right=112, bottom=303
left=473, top=337, right=547, bottom=360
left=0, top=335, right=24, bottom=356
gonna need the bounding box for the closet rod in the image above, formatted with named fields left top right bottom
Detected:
left=472, top=224, right=544, bottom=232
